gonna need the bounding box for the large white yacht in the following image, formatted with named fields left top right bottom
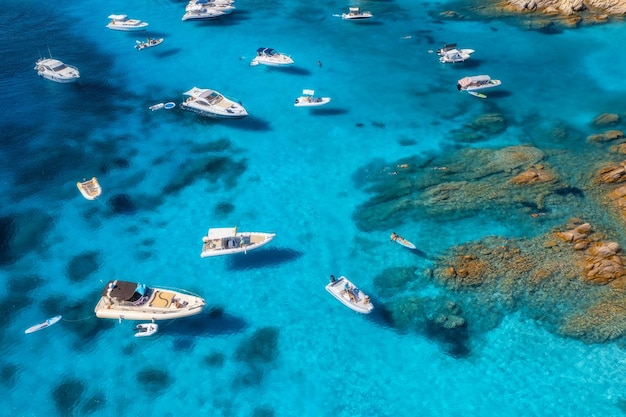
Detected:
left=106, top=14, right=148, bottom=31
left=250, top=48, right=294, bottom=66
left=180, top=87, right=248, bottom=118
left=34, top=57, right=80, bottom=83
left=94, top=280, right=206, bottom=321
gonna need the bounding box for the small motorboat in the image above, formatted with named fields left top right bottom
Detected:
left=439, top=47, right=475, bottom=63
left=200, top=227, right=275, bottom=257
left=325, top=276, right=373, bottom=314
left=181, top=87, right=248, bottom=118
left=250, top=48, right=294, bottom=67
left=135, top=37, right=164, bottom=51
left=182, top=5, right=227, bottom=20
left=135, top=323, right=158, bottom=337
left=457, top=75, right=502, bottom=92
left=106, top=14, right=148, bottom=31
left=25, top=315, right=62, bottom=334
left=76, top=177, right=102, bottom=200
left=294, top=89, right=331, bottom=107
left=342, top=7, right=373, bottom=20
left=390, top=232, right=416, bottom=250
left=34, top=56, right=80, bottom=83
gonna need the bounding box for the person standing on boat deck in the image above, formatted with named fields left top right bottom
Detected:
left=329, top=275, right=337, bottom=283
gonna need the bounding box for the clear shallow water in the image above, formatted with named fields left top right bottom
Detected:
left=3, top=0, right=626, bottom=416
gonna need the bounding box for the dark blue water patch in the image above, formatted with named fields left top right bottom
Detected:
left=232, top=366, right=265, bottom=388
left=165, top=307, right=247, bottom=336
left=135, top=250, right=152, bottom=261
left=215, top=202, right=235, bottom=216
left=189, top=137, right=233, bottom=154
left=0, top=294, right=32, bottom=329
left=554, top=186, right=585, bottom=198
left=234, top=327, right=280, bottom=364
left=0, top=363, right=19, bottom=389
left=163, top=155, right=248, bottom=195
left=136, top=368, right=174, bottom=396
left=397, top=137, right=418, bottom=146
left=51, top=378, right=85, bottom=416
left=252, top=406, right=275, bottom=417
left=7, top=274, right=46, bottom=293
left=80, top=391, right=107, bottom=415
left=108, top=194, right=137, bottom=215
left=67, top=251, right=100, bottom=283
left=172, top=337, right=195, bottom=351
left=268, top=66, right=312, bottom=76
left=226, top=248, right=302, bottom=270
left=0, top=211, right=53, bottom=265
left=309, top=107, right=349, bottom=116
left=203, top=352, right=226, bottom=368
left=221, top=115, right=272, bottom=132
left=424, top=318, right=471, bottom=358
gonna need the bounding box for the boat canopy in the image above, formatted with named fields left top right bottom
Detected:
left=302, top=89, right=315, bottom=96
left=108, top=14, right=127, bottom=20
left=257, top=47, right=277, bottom=55
left=349, top=7, right=360, bottom=12
left=207, top=227, right=237, bottom=239
left=183, top=87, right=206, bottom=97
left=101, top=280, right=140, bottom=300
left=458, top=75, right=490, bottom=87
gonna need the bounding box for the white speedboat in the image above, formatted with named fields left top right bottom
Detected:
left=182, top=5, right=227, bottom=20
left=34, top=57, right=80, bottom=83
left=438, top=45, right=475, bottom=63
left=294, top=89, right=331, bottom=107
left=135, top=37, right=164, bottom=50
left=135, top=323, right=158, bottom=337
left=106, top=14, right=148, bottom=31
left=181, top=87, right=248, bottom=118
left=185, top=0, right=235, bottom=13
left=342, top=7, right=373, bottom=20
left=457, top=75, right=502, bottom=91
left=94, top=280, right=206, bottom=321
left=200, top=227, right=275, bottom=257
left=77, top=177, right=102, bottom=200
left=250, top=48, right=294, bottom=67
left=325, top=276, right=373, bottom=314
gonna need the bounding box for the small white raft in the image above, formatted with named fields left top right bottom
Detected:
left=135, top=323, right=158, bottom=337
left=149, top=102, right=176, bottom=111
left=77, top=177, right=102, bottom=200
left=325, top=276, right=373, bottom=314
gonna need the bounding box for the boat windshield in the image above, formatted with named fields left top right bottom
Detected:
left=51, top=63, right=67, bottom=71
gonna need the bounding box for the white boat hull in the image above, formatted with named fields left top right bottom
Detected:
left=107, top=24, right=148, bottom=31
left=325, top=276, right=373, bottom=314
left=94, top=284, right=206, bottom=321
left=25, top=315, right=62, bottom=334
left=135, top=38, right=164, bottom=50
left=201, top=231, right=275, bottom=257
left=135, top=323, right=158, bottom=337
left=294, top=97, right=331, bottom=107
left=180, top=102, right=247, bottom=118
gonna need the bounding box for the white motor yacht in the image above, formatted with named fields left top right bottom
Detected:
left=325, top=276, right=374, bottom=314
left=94, top=280, right=206, bottom=321
left=34, top=57, right=80, bottom=83
left=457, top=75, right=502, bottom=92
left=342, top=7, right=373, bottom=20
left=182, top=5, right=227, bottom=20
left=294, top=89, right=331, bottom=107
left=201, top=227, right=275, bottom=257
left=106, top=14, right=148, bottom=31
left=180, top=87, right=248, bottom=118
left=437, top=43, right=475, bottom=63
left=250, top=48, right=294, bottom=66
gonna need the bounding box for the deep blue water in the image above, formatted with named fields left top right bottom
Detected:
left=3, top=0, right=626, bottom=416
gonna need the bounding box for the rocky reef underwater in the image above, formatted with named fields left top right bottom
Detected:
left=353, top=111, right=626, bottom=356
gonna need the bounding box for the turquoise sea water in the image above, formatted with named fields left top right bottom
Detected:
left=3, top=0, right=626, bottom=416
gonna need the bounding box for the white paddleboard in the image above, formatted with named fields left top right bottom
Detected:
left=25, top=315, right=62, bottom=334
left=468, top=91, right=487, bottom=99
left=391, top=233, right=417, bottom=250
